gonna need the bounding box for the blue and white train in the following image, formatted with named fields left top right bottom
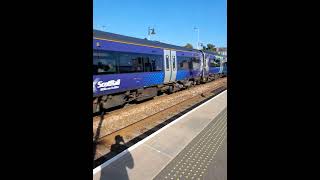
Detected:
left=93, top=30, right=227, bottom=113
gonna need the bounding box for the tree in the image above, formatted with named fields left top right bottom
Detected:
left=184, top=43, right=193, bottom=49
left=207, top=44, right=216, bottom=51
left=202, top=43, right=217, bottom=52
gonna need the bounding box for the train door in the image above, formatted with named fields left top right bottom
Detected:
left=164, top=49, right=171, bottom=83
left=222, top=61, right=227, bottom=74
left=203, top=53, right=210, bottom=76
left=199, top=53, right=204, bottom=73
left=170, top=51, right=177, bottom=81
left=163, top=50, right=177, bottom=83
left=218, top=57, right=223, bottom=73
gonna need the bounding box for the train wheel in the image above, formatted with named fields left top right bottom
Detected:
left=168, top=86, right=174, bottom=94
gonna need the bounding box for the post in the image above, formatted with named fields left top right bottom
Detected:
left=101, top=25, right=106, bottom=31
left=197, top=28, right=200, bottom=50
left=147, top=27, right=156, bottom=40
left=194, top=27, right=200, bottom=50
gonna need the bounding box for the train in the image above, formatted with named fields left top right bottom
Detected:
left=93, top=29, right=227, bottom=113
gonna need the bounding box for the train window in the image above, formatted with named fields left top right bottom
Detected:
left=165, top=55, right=170, bottom=70
left=118, top=53, right=132, bottom=73
left=133, top=56, right=144, bottom=72
left=186, top=57, right=193, bottom=69
left=117, top=52, right=164, bottom=73
left=119, top=53, right=143, bottom=73
left=192, top=57, right=201, bottom=69
left=93, top=51, right=110, bottom=57
left=172, top=56, right=176, bottom=70
left=209, top=58, right=220, bottom=67
left=144, top=56, right=152, bottom=72
left=148, top=55, right=163, bottom=72
left=177, top=56, right=190, bottom=70
left=215, top=59, right=221, bottom=67
left=93, top=50, right=117, bottom=75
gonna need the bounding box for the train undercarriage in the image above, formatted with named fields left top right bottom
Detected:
left=93, top=73, right=224, bottom=114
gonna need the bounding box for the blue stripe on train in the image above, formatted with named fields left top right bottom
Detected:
left=209, top=67, right=221, bottom=74
left=176, top=70, right=190, bottom=81
left=176, top=69, right=202, bottom=81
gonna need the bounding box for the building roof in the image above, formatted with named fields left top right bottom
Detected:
left=93, top=29, right=199, bottom=53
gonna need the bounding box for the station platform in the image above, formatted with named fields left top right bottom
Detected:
left=93, top=90, right=227, bottom=180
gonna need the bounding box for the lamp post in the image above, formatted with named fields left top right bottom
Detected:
left=148, top=27, right=156, bottom=40
left=194, top=27, right=200, bottom=49
left=101, top=25, right=107, bottom=31
left=199, top=43, right=204, bottom=49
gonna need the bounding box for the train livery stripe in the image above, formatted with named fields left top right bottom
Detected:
left=94, top=37, right=196, bottom=54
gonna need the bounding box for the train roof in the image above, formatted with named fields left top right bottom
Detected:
left=203, top=50, right=219, bottom=55
left=93, top=29, right=200, bottom=53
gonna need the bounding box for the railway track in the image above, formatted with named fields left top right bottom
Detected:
left=93, top=78, right=227, bottom=168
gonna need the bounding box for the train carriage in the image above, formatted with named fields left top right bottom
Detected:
left=93, top=30, right=225, bottom=113
left=202, top=51, right=224, bottom=81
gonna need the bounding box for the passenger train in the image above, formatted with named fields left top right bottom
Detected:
left=93, top=29, right=227, bottom=113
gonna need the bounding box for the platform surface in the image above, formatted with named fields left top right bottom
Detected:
left=93, top=90, right=227, bottom=180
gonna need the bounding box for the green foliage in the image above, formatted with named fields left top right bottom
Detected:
left=202, top=43, right=217, bottom=52
left=184, top=43, right=193, bottom=49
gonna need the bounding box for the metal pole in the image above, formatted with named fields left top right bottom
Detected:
left=197, top=28, right=200, bottom=49
left=194, top=27, right=200, bottom=49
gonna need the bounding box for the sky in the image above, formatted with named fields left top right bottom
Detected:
left=93, top=0, right=226, bottom=48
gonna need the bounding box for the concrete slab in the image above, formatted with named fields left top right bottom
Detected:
left=94, top=144, right=171, bottom=180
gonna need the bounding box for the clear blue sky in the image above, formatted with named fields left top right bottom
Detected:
left=93, top=0, right=226, bottom=48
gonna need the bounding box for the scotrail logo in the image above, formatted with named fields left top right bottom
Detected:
left=93, top=78, right=121, bottom=93
left=93, top=78, right=99, bottom=93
